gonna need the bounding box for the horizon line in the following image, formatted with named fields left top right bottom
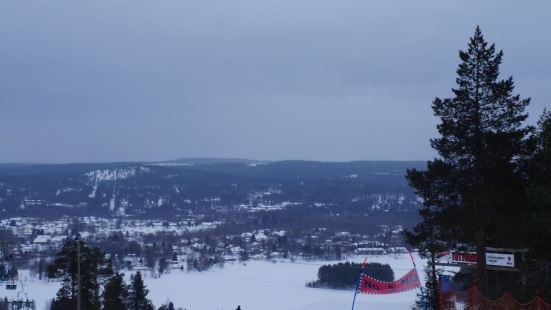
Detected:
left=0, top=157, right=430, bottom=165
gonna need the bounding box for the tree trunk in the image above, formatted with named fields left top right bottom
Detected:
left=475, top=221, right=486, bottom=291
left=430, top=247, right=440, bottom=310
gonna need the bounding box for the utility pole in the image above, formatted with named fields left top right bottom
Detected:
left=77, top=239, right=81, bottom=310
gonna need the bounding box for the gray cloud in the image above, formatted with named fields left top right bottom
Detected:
left=1, top=0, right=550, bottom=162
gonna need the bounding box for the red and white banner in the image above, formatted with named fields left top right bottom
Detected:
left=359, top=268, right=421, bottom=294
left=437, top=251, right=477, bottom=265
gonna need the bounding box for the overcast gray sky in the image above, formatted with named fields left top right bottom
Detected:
left=1, top=0, right=550, bottom=163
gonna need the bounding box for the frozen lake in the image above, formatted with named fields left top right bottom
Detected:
left=1, top=254, right=423, bottom=310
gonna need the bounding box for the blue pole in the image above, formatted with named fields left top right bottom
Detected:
left=409, top=251, right=427, bottom=310
left=352, top=257, right=368, bottom=310
left=420, top=282, right=427, bottom=310
left=351, top=274, right=360, bottom=310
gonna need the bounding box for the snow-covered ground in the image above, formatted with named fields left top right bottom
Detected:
left=144, top=254, right=423, bottom=310
left=1, top=254, right=424, bottom=310
left=0, top=272, right=60, bottom=310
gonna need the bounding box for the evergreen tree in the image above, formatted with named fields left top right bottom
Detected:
left=239, top=250, right=249, bottom=262
left=48, top=238, right=112, bottom=310
left=128, top=271, right=154, bottom=310
left=529, top=109, right=551, bottom=186
left=405, top=26, right=532, bottom=293
left=157, top=302, right=175, bottom=310
left=527, top=110, right=551, bottom=259
left=103, top=273, right=128, bottom=310
left=404, top=217, right=442, bottom=310
left=412, top=265, right=439, bottom=310
left=309, top=262, right=394, bottom=288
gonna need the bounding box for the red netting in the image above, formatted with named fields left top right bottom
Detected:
left=443, top=286, right=551, bottom=310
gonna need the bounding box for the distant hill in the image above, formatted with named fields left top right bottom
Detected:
left=0, top=160, right=426, bottom=178
left=166, top=157, right=266, bottom=165
left=188, top=160, right=426, bottom=180
left=0, top=162, right=139, bottom=175
left=0, top=159, right=427, bottom=219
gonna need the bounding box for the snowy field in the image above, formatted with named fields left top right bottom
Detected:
left=1, top=254, right=424, bottom=310
left=0, top=272, right=60, bottom=310
left=143, top=254, right=424, bottom=310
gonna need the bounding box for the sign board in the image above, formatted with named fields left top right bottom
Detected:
left=485, top=252, right=514, bottom=268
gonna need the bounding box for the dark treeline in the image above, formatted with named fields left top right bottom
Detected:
left=307, top=262, right=394, bottom=289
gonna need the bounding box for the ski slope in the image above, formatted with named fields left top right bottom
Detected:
left=0, top=254, right=424, bottom=310
left=144, top=254, right=424, bottom=310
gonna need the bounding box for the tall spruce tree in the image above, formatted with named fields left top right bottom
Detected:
left=128, top=271, right=154, bottom=310
left=103, top=273, right=128, bottom=310
left=48, top=238, right=112, bottom=310
left=527, top=110, right=551, bottom=259
left=529, top=109, right=551, bottom=186
left=405, top=26, right=532, bottom=292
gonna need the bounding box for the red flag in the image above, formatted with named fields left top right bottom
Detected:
left=359, top=268, right=421, bottom=294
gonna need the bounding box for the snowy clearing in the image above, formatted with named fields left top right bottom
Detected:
left=1, top=254, right=424, bottom=310
left=143, top=254, right=423, bottom=310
